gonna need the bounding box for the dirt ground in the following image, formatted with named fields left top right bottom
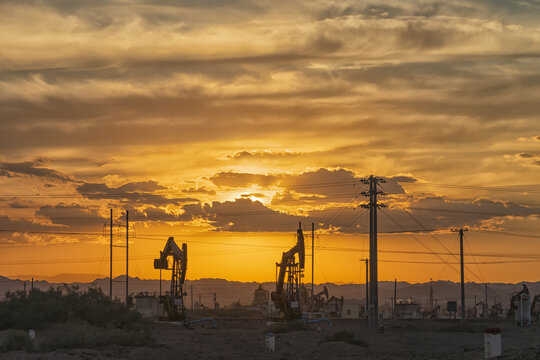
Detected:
left=4, top=318, right=540, bottom=359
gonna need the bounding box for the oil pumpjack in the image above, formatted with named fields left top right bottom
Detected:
left=271, top=222, right=305, bottom=320
left=154, top=237, right=188, bottom=320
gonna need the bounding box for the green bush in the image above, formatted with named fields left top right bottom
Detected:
left=0, top=286, right=155, bottom=352
left=0, top=286, right=154, bottom=352
left=0, top=286, right=143, bottom=330
left=322, top=330, right=367, bottom=347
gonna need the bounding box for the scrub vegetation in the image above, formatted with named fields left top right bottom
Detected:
left=0, top=286, right=153, bottom=352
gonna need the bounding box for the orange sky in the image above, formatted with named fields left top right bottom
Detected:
left=1, top=0, right=540, bottom=284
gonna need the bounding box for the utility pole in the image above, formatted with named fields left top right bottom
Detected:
left=393, top=278, right=397, bottom=319
left=365, top=259, right=369, bottom=312
left=452, top=228, right=468, bottom=323
left=31, top=277, right=34, bottom=290
left=485, top=283, right=488, bottom=318
left=361, top=258, right=369, bottom=321
left=394, top=278, right=397, bottom=309
left=429, top=278, right=433, bottom=312
left=191, top=284, right=194, bottom=310
left=361, top=175, right=386, bottom=329
left=110, top=209, right=113, bottom=300
left=311, top=222, right=315, bottom=299
left=126, top=210, right=129, bottom=305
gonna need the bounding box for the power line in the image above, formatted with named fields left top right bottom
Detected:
left=464, top=233, right=486, bottom=284
left=387, top=180, right=540, bottom=194
left=403, top=209, right=484, bottom=280
left=409, top=206, right=539, bottom=217
left=0, top=227, right=447, bottom=238
left=0, top=180, right=364, bottom=199
left=379, top=208, right=485, bottom=284
left=5, top=240, right=540, bottom=267
left=378, top=259, right=540, bottom=265
left=3, top=228, right=540, bottom=257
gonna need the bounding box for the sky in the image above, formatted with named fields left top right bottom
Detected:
left=0, top=0, right=539, bottom=285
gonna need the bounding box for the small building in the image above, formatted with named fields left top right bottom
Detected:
left=395, top=299, right=422, bottom=319
left=341, top=299, right=363, bottom=319
left=134, top=292, right=163, bottom=318
left=252, top=284, right=269, bottom=306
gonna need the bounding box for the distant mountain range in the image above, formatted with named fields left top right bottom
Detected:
left=1, top=275, right=538, bottom=310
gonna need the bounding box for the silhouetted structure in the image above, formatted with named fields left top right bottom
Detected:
left=154, top=237, right=188, bottom=320
left=253, top=284, right=269, bottom=306
left=271, top=223, right=305, bottom=320
left=360, top=175, right=386, bottom=328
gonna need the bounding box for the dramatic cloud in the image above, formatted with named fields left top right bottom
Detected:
left=76, top=181, right=198, bottom=205
left=0, top=215, right=67, bottom=245
left=0, top=158, right=75, bottom=182
left=505, top=152, right=540, bottom=167
left=181, top=187, right=216, bottom=196
left=241, top=193, right=266, bottom=198
left=308, top=196, right=540, bottom=234
left=8, top=200, right=32, bottom=209
left=226, top=151, right=302, bottom=160
left=210, top=172, right=280, bottom=188
left=122, top=198, right=302, bottom=232
left=1, top=0, right=540, bottom=281
left=36, top=204, right=105, bottom=229
left=200, top=198, right=304, bottom=232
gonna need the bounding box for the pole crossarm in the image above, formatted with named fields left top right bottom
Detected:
left=359, top=203, right=387, bottom=209
left=360, top=176, right=386, bottom=185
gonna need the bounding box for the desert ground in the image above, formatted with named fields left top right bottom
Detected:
left=3, top=317, right=540, bottom=360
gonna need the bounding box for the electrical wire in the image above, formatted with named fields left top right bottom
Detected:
left=386, top=179, right=540, bottom=194
left=380, top=208, right=481, bottom=281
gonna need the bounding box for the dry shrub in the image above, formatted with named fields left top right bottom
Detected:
left=0, top=286, right=154, bottom=352
left=0, top=330, right=30, bottom=352
left=322, top=330, right=367, bottom=347
left=266, top=321, right=309, bottom=333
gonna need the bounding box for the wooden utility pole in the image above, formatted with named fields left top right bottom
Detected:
left=110, top=209, right=113, bottom=300
left=365, top=259, right=369, bottom=310
left=126, top=210, right=129, bottom=304
left=361, top=258, right=369, bottom=320
left=429, top=278, right=433, bottom=312
left=452, top=228, right=468, bottom=323
left=485, top=283, right=488, bottom=318
left=311, top=222, right=315, bottom=298
left=361, top=175, right=385, bottom=329
left=394, top=278, right=397, bottom=310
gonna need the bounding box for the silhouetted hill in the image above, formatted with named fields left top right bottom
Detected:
left=12, top=273, right=106, bottom=283
left=1, top=275, right=537, bottom=309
